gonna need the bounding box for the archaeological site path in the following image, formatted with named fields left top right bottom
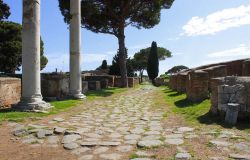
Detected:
left=0, top=85, right=249, bottom=160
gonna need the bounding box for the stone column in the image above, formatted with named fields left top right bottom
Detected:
left=69, top=0, right=85, bottom=99
left=16, top=0, right=51, bottom=111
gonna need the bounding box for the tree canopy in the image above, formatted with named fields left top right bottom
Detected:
left=109, top=49, right=134, bottom=77
left=133, top=46, right=171, bottom=82
left=166, top=65, right=189, bottom=75
left=0, top=0, right=10, bottom=20
left=0, top=21, right=48, bottom=73
left=58, top=0, right=174, bottom=87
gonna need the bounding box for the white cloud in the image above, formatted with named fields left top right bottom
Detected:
left=182, top=5, right=250, bottom=36
left=207, top=44, right=250, bottom=58
left=201, top=44, right=250, bottom=65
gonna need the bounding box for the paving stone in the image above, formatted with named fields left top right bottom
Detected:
left=71, top=147, right=91, bottom=155
left=130, top=128, right=145, bottom=134
left=63, top=142, right=79, bottom=150
left=116, top=145, right=133, bottom=152
left=109, top=133, right=123, bottom=138
left=141, top=135, right=161, bottom=141
left=61, top=134, right=81, bottom=144
left=229, top=154, right=250, bottom=160
left=12, top=125, right=26, bottom=136
left=125, top=140, right=138, bottom=145
left=53, top=117, right=64, bottom=122
left=234, top=142, right=250, bottom=152
left=36, top=129, right=53, bottom=139
left=93, top=147, right=109, bottom=154
left=80, top=141, right=98, bottom=147
left=175, top=153, right=191, bottom=160
left=165, top=134, right=183, bottom=139
left=165, top=138, right=184, bottom=145
left=47, top=136, right=59, bottom=144
left=99, top=153, right=122, bottom=160
left=54, top=126, right=66, bottom=134
left=144, top=131, right=161, bottom=135
left=124, top=134, right=141, bottom=140
left=84, top=133, right=103, bottom=139
left=177, top=127, right=194, bottom=133
left=209, top=140, right=232, bottom=147
left=78, top=155, right=94, bottom=160
left=99, top=141, right=121, bottom=146
left=137, top=140, right=163, bottom=148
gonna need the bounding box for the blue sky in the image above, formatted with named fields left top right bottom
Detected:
left=4, top=0, right=250, bottom=74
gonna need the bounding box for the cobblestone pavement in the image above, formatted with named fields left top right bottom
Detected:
left=7, top=86, right=250, bottom=160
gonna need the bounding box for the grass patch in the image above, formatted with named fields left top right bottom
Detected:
left=161, top=86, right=211, bottom=124
left=161, top=86, right=250, bottom=133
left=0, top=99, right=81, bottom=122
left=86, top=87, right=128, bottom=100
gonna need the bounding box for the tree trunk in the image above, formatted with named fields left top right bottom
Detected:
left=140, top=70, right=143, bottom=83
left=117, top=27, right=128, bottom=88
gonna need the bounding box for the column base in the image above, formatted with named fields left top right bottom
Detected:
left=14, top=97, right=52, bottom=112
left=69, top=92, right=86, bottom=99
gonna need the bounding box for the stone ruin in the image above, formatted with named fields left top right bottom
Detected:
left=0, top=77, right=21, bottom=107
left=168, top=58, right=250, bottom=125
left=169, top=58, right=250, bottom=102
left=210, top=76, right=250, bottom=124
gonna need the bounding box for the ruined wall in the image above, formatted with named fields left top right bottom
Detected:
left=114, top=77, right=139, bottom=88
left=0, top=77, right=21, bottom=107
left=186, top=70, right=209, bottom=102
left=210, top=76, right=250, bottom=119
left=83, top=75, right=115, bottom=87
left=176, top=73, right=188, bottom=93
left=226, top=60, right=243, bottom=76
left=169, top=75, right=177, bottom=91
left=242, top=60, right=250, bottom=76
left=88, top=81, right=101, bottom=90
left=41, top=74, right=69, bottom=99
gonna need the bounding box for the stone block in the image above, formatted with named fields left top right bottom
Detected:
left=41, top=74, right=69, bottom=99
left=169, top=75, right=177, bottom=91
left=0, top=77, right=21, bottom=107
left=88, top=81, right=101, bottom=90
left=186, top=70, right=209, bottom=102
left=83, top=75, right=115, bottom=87
left=82, top=81, right=88, bottom=94
left=225, top=103, right=240, bottom=125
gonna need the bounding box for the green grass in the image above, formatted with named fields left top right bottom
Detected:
left=86, top=87, right=128, bottom=100
left=161, top=86, right=211, bottom=124
left=0, top=99, right=81, bottom=122
left=161, top=86, right=250, bottom=133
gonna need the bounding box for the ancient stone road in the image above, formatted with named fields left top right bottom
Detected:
left=5, top=86, right=250, bottom=159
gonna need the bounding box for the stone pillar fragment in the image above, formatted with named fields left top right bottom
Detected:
left=69, top=0, right=85, bottom=99
left=225, top=103, right=240, bottom=125
left=16, top=0, right=51, bottom=111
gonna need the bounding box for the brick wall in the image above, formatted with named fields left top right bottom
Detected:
left=0, top=77, right=21, bottom=107
left=186, top=70, right=209, bottom=102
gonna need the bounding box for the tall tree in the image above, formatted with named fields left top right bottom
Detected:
left=147, top=41, right=159, bottom=84
left=109, top=49, right=134, bottom=77
left=133, top=46, right=171, bottom=83
left=0, top=0, right=10, bottom=20
left=97, top=59, right=108, bottom=70
left=0, top=21, right=48, bottom=73
left=58, top=0, right=174, bottom=87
